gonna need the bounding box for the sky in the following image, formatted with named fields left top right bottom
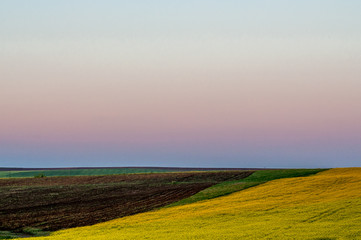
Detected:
left=1, top=0, right=361, bottom=168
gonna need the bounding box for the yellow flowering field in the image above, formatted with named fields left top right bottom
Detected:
left=21, top=168, right=361, bottom=240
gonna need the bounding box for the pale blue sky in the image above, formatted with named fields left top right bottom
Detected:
left=1, top=1, right=361, bottom=168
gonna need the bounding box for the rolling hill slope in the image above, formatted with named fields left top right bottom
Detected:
left=17, top=168, right=361, bottom=239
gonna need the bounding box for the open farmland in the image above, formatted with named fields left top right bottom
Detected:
left=18, top=168, right=361, bottom=240
left=0, top=167, right=258, bottom=178
left=0, top=170, right=252, bottom=235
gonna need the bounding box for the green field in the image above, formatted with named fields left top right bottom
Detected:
left=168, top=168, right=326, bottom=207
left=0, top=168, right=182, bottom=178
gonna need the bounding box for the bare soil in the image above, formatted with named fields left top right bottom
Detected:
left=0, top=171, right=252, bottom=232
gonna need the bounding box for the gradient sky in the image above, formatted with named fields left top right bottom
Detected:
left=1, top=0, right=361, bottom=168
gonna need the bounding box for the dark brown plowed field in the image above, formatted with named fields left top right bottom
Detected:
left=0, top=171, right=253, bottom=232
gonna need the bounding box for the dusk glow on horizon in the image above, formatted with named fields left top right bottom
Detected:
left=1, top=0, right=361, bottom=168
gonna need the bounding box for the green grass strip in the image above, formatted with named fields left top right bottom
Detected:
left=167, top=168, right=327, bottom=207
